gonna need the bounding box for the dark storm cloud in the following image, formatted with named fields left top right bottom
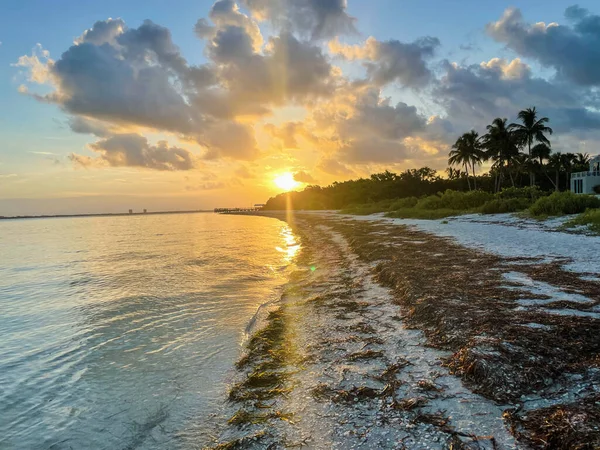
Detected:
left=487, top=6, right=600, bottom=86
left=241, top=0, right=356, bottom=40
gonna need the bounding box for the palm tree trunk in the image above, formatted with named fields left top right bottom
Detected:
left=472, top=161, right=477, bottom=190
left=464, top=163, right=471, bottom=191
left=544, top=171, right=557, bottom=190
left=528, top=140, right=534, bottom=187
left=555, top=170, right=560, bottom=192
left=508, top=166, right=515, bottom=187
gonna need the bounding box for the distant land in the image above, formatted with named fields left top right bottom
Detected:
left=0, top=210, right=211, bottom=220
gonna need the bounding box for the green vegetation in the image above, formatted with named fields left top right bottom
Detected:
left=343, top=187, right=548, bottom=219
left=563, top=209, right=600, bottom=234
left=341, top=187, right=600, bottom=220
left=529, top=192, right=600, bottom=217
left=264, top=106, right=597, bottom=215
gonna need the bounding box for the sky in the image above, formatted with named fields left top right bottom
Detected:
left=2, top=0, right=600, bottom=215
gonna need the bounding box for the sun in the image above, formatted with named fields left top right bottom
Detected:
left=273, top=172, right=301, bottom=191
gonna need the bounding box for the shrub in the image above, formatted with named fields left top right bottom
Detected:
left=388, top=197, right=419, bottom=210
left=593, top=185, right=600, bottom=194
left=415, top=195, right=445, bottom=210
left=387, top=208, right=462, bottom=219
left=439, top=189, right=494, bottom=210
left=497, top=186, right=547, bottom=201
left=341, top=199, right=393, bottom=215
left=529, top=191, right=600, bottom=216
left=481, top=198, right=531, bottom=214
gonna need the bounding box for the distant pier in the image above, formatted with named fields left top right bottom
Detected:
left=214, top=204, right=265, bottom=214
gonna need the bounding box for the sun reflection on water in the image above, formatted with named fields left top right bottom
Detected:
left=276, top=226, right=300, bottom=262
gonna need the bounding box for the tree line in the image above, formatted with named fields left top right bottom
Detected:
left=263, top=107, right=593, bottom=211
left=448, top=107, right=590, bottom=193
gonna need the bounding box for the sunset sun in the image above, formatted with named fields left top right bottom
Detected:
left=273, top=173, right=300, bottom=191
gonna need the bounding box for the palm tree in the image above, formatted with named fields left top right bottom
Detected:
left=449, top=130, right=483, bottom=190
left=574, top=152, right=590, bottom=173
left=532, top=143, right=551, bottom=166
left=531, top=143, right=551, bottom=189
left=561, top=152, right=577, bottom=191
left=547, top=153, right=562, bottom=192
left=445, top=167, right=463, bottom=180
left=482, top=118, right=522, bottom=191
left=509, top=107, right=553, bottom=186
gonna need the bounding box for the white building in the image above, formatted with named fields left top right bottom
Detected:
left=571, top=155, right=600, bottom=194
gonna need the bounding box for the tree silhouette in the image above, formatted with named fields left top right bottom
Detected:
left=509, top=107, right=553, bottom=186
left=449, top=130, right=483, bottom=190
left=482, top=118, right=522, bottom=191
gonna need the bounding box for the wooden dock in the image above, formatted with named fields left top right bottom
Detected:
left=214, top=207, right=263, bottom=213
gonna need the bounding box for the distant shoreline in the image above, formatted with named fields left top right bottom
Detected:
left=0, top=209, right=211, bottom=221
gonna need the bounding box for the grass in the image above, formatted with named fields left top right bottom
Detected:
left=386, top=208, right=472, bottom=219
left=562, top=208, right=600, bottom=234
left=343, top=188, right=600, bottom=221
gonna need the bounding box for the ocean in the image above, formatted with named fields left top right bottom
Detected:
left=0, top=212, right=299, bottom=449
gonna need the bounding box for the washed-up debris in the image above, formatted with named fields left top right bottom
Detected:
left=504, top=395, right=600, bottom=449
left=210, top=212, right=600, bottom=448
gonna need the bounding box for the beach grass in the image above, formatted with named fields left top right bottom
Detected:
left=342, top=188, right=600, bottom=221
left=562, top=208, right=600, bottom=234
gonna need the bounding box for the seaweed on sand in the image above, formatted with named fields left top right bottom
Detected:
left=226, top=306, right=298, bottom=425
left=347, top=349, right=385, bottom=361
left=209, top=431, right=267, bottom=450
left=311, top=383, right=382, bottom=403
left=504, top=395, right=600, bottom=449
left=285, top=214, right=600, bottom=446
left=228, top=409, right=294, bottom=426
left=413, top=411, right=499, bottom=449
left=392, top=396, right=428, bottom=411
left=318, top=218, right=600, bottom=401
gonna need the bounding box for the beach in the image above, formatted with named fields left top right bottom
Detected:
left=213, top=211, right=600, bottom=449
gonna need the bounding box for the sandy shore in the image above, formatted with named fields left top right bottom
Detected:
left=210, top=212, right=600, bottom=449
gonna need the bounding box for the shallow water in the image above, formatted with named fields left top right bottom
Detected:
left=0, top=212, right=298, bottom=449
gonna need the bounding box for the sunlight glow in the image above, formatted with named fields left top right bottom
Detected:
left=273, top=172, right=300, bottom=191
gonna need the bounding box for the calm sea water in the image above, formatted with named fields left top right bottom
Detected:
left=0, top=213, right=299, bottom=449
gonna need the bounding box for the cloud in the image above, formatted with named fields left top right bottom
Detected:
left=75, top=18, right=125, bottom=46
left=299, top=83, right=437, bottom=163
left=12, top=43, right=54, bottom=84
left=195, top=0, right=263, bottom=51
left=293, top=170, right=317, bottom=183
left=71, top=134, right=197, bottom=170
left=15, top=14, right=345, bottom=167
left=264, top=122, right=310, bottom=148
left=486, top=6, right=600, bottom=86
left=185, top=181, right=227, bottom=191
left=235, top=165, right=256, bottom=178
left=434, top=57, right=600, bottom=134
left=68, top=116, right=112, bottom=137
left=241, top=0, right=357, bottom=40
left=330, top=36, right=439, bottom=87
left=200, top=121, right=259, bottom=160
left=317, top=157, right=354, bottom=176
